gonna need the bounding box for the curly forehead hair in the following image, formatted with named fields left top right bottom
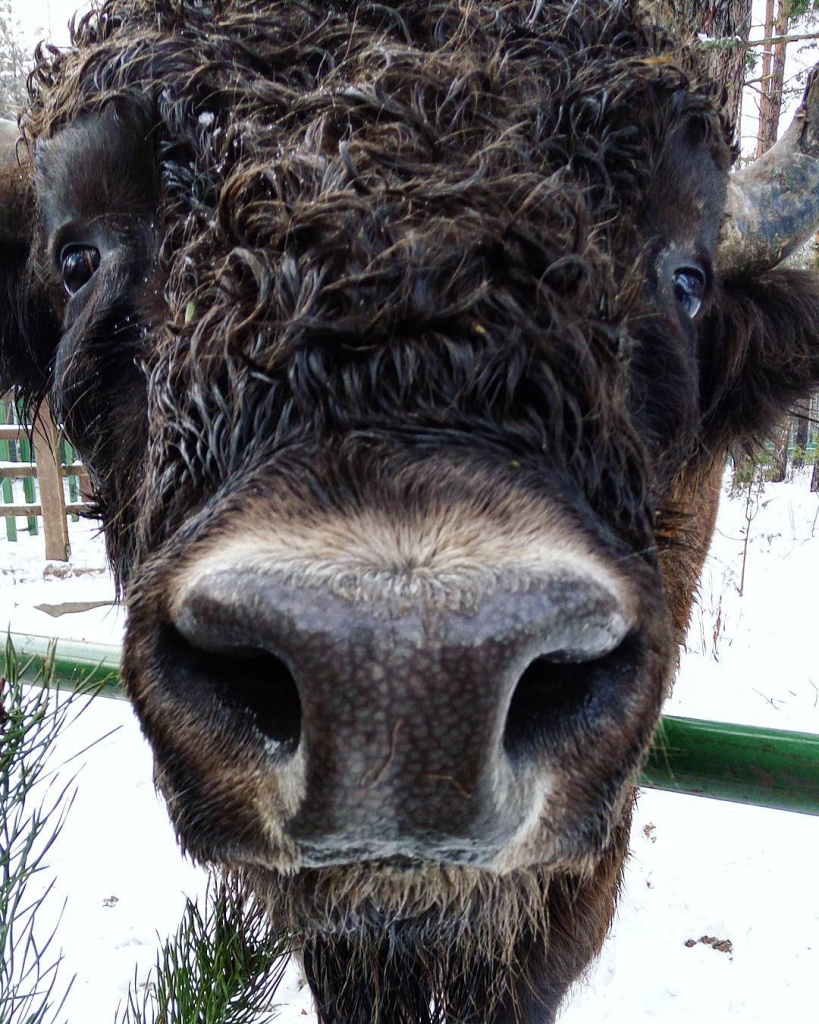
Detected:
left=23, top=0, right=731, bottom=574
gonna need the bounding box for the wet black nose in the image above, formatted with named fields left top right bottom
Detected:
left=162, top=564, right=637, bottom=865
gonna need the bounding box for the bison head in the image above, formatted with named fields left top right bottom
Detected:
left=3, top=1, right=819, bottom=1020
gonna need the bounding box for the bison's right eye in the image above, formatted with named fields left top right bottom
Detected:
left=672, top=266, right=706, bottom=319
left=60, top=244, right=100, bottom=296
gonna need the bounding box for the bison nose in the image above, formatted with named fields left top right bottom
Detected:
left=164, top=565, right=635, bottom=864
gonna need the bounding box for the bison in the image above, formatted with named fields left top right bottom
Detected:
left=2, top=0, right=819, bottom=1020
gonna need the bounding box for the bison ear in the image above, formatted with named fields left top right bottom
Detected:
left=0, top=119, right=58, bottom=402
left=698, top=266, right=819, bottom=449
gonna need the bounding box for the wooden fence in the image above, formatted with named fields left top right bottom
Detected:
left=0, top=395, right=93, bottom=561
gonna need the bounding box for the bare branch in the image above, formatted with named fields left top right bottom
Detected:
left=698, top=31, right=819, bottom=50
left=746, top=32, right=819, bottom=47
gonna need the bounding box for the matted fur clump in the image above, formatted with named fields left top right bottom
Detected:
left=24, top=0, right=728, bottom=581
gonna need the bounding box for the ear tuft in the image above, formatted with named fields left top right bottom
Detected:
left=700, top=267, right=819, bottom=449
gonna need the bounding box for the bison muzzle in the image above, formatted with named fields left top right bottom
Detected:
left=3, top=0, right=819, bottom=1021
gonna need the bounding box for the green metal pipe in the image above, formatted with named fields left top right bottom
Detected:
left=10, top=632, right=122, bottom=699
left=9, top=633, right=819, bottom=816
left=641, top=714, right=819, bottom=817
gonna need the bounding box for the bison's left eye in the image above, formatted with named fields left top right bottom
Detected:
left=672, top=267, right=705, bottom=318
left=60, top=244, right=101, bottom=296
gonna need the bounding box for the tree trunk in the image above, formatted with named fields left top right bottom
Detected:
left=770, top=421, right=790, bottom=482
left=791, top=398, right=811, bottom=469
left=809, top=395, right=819, bottom=488
left=751, top=1, right=796, bottom=479
left=653, top=0, right=753, bottom=128
left=757, top=0, right=777, bottom=156
left=757, top=0, right=789, bottom=156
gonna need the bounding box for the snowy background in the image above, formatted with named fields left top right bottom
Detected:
left=2, top=469, right=818, bottom=1022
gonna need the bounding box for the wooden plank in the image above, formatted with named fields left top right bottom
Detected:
left=0, top=503, right=42, bottom=516
left=0, top=424, right=24, bottom=441
left=0, top=462, right=35, bottom=477
left=32, top=404, right=69, bottom=561
left=0, top=502, right=91, bottom=517
left=0, top=461, right=84, bottom=478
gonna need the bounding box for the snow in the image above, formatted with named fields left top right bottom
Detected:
left=0, top=517, right=124, bottom=646
left=3, top=473, right=819, bottom=1022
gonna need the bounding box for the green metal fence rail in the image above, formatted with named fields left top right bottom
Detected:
left=643, top=715, right=819, bottom=817
left=10, top=633, right=122, bottom=698
left=8, top=632, right=819, bottom=817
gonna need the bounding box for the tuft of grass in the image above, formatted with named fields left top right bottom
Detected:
left=116, top=876, right=293, bottom=1024
left=0, top=638, right=78, bottom=1024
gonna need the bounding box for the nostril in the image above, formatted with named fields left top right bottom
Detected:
left=158, top=625, right=302, bottom=751
left=503, top=632, right=641, bottom=761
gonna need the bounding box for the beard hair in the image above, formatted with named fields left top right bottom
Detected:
left=234, top=802, right=634, bottom=1023
left=240, top=860, right=563, bottom=1024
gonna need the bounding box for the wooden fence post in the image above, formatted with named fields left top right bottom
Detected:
left=32, top=403, right=69, bottom=562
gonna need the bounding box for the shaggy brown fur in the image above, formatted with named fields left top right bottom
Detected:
left=1, top=1, right=819, bottom=1021
left=20, top=0, right=734, bottom=581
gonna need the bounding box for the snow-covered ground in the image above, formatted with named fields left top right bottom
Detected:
left=3, top=473, right=819, bottom=1022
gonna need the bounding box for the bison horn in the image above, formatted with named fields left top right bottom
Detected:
left=718, top=65, right=819, bottom=278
